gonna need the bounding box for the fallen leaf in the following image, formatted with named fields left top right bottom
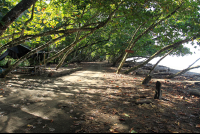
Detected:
left=27, top=124, right=33, bottom=127
left=123, top=113, right=130, bottom=117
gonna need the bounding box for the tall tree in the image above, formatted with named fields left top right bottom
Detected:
left=0, top=0, right=199, bottom=78
left=0, top=0, right=38, bottom=36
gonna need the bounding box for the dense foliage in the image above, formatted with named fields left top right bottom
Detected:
left=0, top=0, right=200, bottom=77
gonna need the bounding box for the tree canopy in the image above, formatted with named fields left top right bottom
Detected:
left=0, top=0, right=200, bottom=77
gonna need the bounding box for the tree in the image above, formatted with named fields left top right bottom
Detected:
left=0, top=0, right=199, bottom=78
left=123, top=34, right=200, bottom=75
left=167, top=58, right=200, bottom=79
left=116, top=2, right=184, bottom=74
left=0, top=0, right=123, bottom=77
left=142, top=48, right=174, bottom=85
left=0, top=0, right=38, bottom=36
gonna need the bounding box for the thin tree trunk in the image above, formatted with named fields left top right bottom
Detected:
left=167, top=58, right=200, bottom=79
left=0, top=34, right=66, bottom=78
left=149, top=48, right=174, bottom=75
left=142, top=48, right=174, bottom=85
left=111, top=52, right=125, bottom=67
left=44, top=31, right=94, bottom=65
left=116, top=3, right=183, bottom=74
left=116, top=23, right=145, bottom=73
left=56, top=31, right=80, bottom=69
left=21, top=2, right=35, bottom=36
left=123, top=36, right=198, bottom=74
left=187, top=57, right=200, bottom=68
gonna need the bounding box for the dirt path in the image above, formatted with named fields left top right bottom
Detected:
left=0, top=62, right=200, bottom=133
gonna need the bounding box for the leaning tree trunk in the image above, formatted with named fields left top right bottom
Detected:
left=44, top=30, right=94, bottom=66
left=116, top=23, right=144, bottom=73
left=142, top=48, right=174, bottom=85
left=0, top=0, right=38, bottom=36
left=123, top=36, right=196, bottom=74
left=56, top=47, right=74, bottom=70
left=116, top=5, right=183, bottom=74
left=111, top=52, right=125, bottom=67
left=56, top=31, right=80, bottom=70
left=42, top=4, right=121, bottom=66
left=167, top=60, right=200, bottom=79
left=0, top=34, right=66, bottom=78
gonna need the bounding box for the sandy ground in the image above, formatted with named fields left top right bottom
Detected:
left=0, top=62, right=200, bottom=133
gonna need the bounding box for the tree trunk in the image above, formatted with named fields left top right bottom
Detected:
left=167, top=65, right=200, bottom=79
left=111, top=52, right=125, bottom=67
left=142, top=48, right=174, bottom=85
left=116, top=52, right=129, bottom=73
left=56, top=48, right=74, bottom=70
left=116, top=4, right=183, bottom=74
left=0, top=34, right=66, bottom=78
left=0, top=0, right=38, bottom=36
left=56, top=31, right=80, bottom=70
left=187, top=57, right=200, bottom=69
left=123, top=36, right=197, bottom=74
left=116, top=23, right=145, bottom=73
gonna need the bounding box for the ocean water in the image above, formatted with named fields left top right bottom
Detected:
left=149, top=54, right=200, bottom=74
left=126, top=53, right=200, bottom=74
left=127, top=42, right=200, bottom=74
left=127, top=53, right=200, bottom=73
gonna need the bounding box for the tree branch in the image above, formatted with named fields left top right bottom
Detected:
left=0, top=0, right=38, bottom=36
left=21, top=2, right=35, bottom=36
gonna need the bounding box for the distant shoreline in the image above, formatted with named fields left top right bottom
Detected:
left=153, top=65, right=200, bottom=76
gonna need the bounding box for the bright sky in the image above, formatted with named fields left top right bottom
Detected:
left=127, top=42, right=200, bottom=73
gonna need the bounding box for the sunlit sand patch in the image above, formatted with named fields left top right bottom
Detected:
left=158, top=100, right=174, bottom=107
left=138, top=88, right=151, bottom=91
left=4, top=116, right=24, bottom=133
left=54, top=82, right=64, bottom=85
left=59, top=92, right=74, bottom=97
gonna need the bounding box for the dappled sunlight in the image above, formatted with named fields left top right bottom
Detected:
left=138, top=88, right=152, bottom=92
left=4, top=116, right=25, bottom=133
left=60, top=92, right=74, bottom=97
left=0, top=62, right=200, bottom=133
left=21, top=106, right=48, bottom=119
left=158, top=100, right=175, bottom=107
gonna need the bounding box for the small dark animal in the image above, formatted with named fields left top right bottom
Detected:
left=154, top=81, right=162, bottom=99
